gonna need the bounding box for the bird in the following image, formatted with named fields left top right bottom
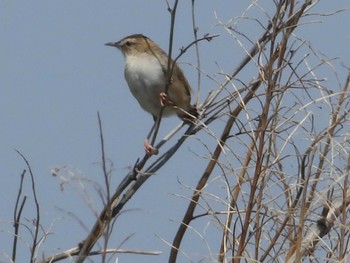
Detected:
left=105, top=34, right=197, bottom=155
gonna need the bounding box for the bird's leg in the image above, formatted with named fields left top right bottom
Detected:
left=144, top=93, right=171, bottom=155
left=144, top=120, right=159, bottom=155
left=159, top=92, right=175, bottom=107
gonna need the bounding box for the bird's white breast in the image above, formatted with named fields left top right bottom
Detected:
left=124, top=54, right=170, bottom=117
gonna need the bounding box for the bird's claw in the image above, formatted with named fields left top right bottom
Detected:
left=144, top=139, right=158, bottom=155
left=159, top=92, right=174, bottom=107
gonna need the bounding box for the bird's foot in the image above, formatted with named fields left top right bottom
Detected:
left=144, top=139, right=158, bottom=155
left=159, top=92, right=174, bottom=107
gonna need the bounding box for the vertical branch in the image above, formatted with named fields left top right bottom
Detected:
left=15, top=150, right=40, bottom=263
left=233, top=63, right=273, bottom=263
left=191, top=0, right=201, bottom=104
left=98, top=112, right=110, bottom=203
left=339, top=154, right=350, bottom=260
left=12, top=170, right=27, bottom=263
left=218, top=141, right=255, bottom=262
left=97, top=112, right=111, bottom=263
left=150, top=0, right=179, bottom=147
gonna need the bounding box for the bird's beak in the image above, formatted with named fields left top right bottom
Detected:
left=105, top=42, right=119, bottom=48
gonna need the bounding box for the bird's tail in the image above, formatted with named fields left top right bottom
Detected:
left=177, top=104, right=199, bottom=123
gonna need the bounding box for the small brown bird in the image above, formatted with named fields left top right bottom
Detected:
left=106, top=34, right=197, bottom=154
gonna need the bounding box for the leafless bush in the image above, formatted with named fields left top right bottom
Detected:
left=8, top=1, right=350, bottom=262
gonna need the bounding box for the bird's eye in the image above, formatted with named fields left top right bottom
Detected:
left=125, top=41, right=131, bottom=47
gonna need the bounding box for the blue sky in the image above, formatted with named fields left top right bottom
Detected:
left=1, top=1, right=349, bottom=262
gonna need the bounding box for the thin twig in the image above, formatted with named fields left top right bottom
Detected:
left=15, top=150, right=40, bottom=263
left=12, top=170, right=26, bottom=262
left=149, top=0, right=180, bottom=148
